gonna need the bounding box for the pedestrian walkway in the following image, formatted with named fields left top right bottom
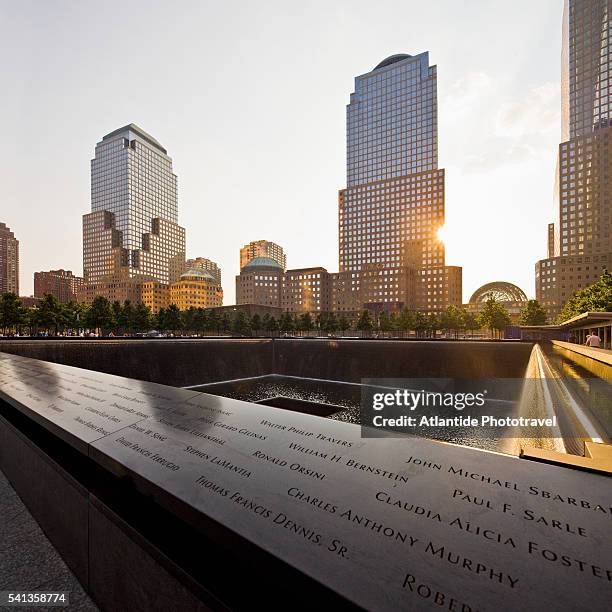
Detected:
left=0, top=469, right=97, bottom=611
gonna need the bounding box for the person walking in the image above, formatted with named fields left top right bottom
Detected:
left=585, top=330, right=602, bottom=348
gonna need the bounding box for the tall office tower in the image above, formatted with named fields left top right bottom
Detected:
left=186, top=257, right=222, bottom=286
left=240, top=240, right=286, bottom=271
left=34, top=269, right=83, bottom=303
left=0, top=222, right=19, bottom=295
left=82, top=124, right=185, bottom=289
left=339, top=53, right=461, bottom=311
left=536, top=0, right=612, bottom=320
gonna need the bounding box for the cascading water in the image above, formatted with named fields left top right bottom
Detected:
left=512, top=343, right=609, bottom=457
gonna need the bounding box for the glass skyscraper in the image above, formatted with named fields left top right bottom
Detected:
left=536, top=0, right=612, bottom=319
left=83, top=124, right=185, bottom=286
left=563, top=0, right=612, bottom=140
left=339, top=53, right=461, bottom=311
left=346, top=53, right=437, bottom=187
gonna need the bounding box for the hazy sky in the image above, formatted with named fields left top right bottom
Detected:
left=1, top=0, right=563, bottom=304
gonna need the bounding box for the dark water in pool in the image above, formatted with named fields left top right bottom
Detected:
left=192, top=375, right=362, bottom=423
left=188, top=345, right=612, bottom=456
left=190, top=375, right=517, bottom=453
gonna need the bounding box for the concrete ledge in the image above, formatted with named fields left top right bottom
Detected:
left=551, top=340, right=612, bottom=367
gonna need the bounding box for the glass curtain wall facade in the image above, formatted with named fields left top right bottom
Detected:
left=536, top=0, right=612, bottom=319
left=346, top=53, right=437, bottom=187
left=339, top=53, right=460, bottom=311
left=83, top=124, right=185, bottom=286
left=564, top=0, right=612, bottom=139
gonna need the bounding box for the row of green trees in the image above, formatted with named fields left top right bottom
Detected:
left=5, top=269, right=610, bottom=337
left=0, top=292, right=546, bottom=338
left=0, top=294, right=152, bottom=335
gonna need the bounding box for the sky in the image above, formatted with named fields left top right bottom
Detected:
left=1, top=0, right=563, bottom=304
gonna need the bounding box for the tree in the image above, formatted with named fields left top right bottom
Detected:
left=182, top=307, right=198, bottom=333
left=298, top=312, right=313, bottom=333
left=164, top=304, right=183, bottom=334
left=557, top=269, right=612, bottom=322
left=478, top=297, right=511, bottom=338
left=35, top=294, right=63, bottom=335
left=378, top=311, right=394, bottom=332
left=111, top=301, right=123, bottom=332
left=440, top=305, right=463, bottom=339
left=492, top=307, right=510, bottom=337
left=193, top=308, right=207, bottom=334
left=279, top=312, right=294, bottom=333
left=324, top=312, right=339, bottom=334
left=85, top=296, right=114, bottom=334
left=389, top=311, right=400, bottom=333
left=414, top=311, right=428, bottom=338
left=221, top=312, right=231, bottom=333
left=122, top=300, right=135, bottom=333
left=519, top=300, right=547, bottom=326
left=110, top=300, right=135, bottom=335
left=25, top=307, right=39, bottom=335
left=462, top=311, right=479, bottom=338
left=133, top=303, right=151, bottom=332
left=427, top=312, right=440, bottom=338
left=356, top=310, right=374, bottom=333
left=251, top=313, right=262, bottom=335
left=478, top=298, right=497, bottom=338
left=338, top=314, right=350, bottom=333
left=0, top=293, right=25, bottom=333
left=207, top=309, right=221, bottom=334
left=262, top=313, right=278, bottom=333
left=232, top=310, right=251, bottom=335
left=397, top=308, right=415, bottom=336
left=61, top=300, right=88, bottom=335
left=156, top=307, right=167, bottom=332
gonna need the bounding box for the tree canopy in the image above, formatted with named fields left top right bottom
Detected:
left=519, top=300, right=547, bottom=326
left=1, top=290, right=530, bottom=340
left=478, top=297, right=511, bottom=338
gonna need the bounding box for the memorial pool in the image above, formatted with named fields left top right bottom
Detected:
left=188, top=342, right=611, bottom=456
left=189, top=375, right=518, bottom=453
left=0, top=344, right=610, bottom=611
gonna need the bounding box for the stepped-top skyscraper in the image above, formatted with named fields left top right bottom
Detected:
left=536, top=0, right=612, bottom=319
left=82, top=124, right=185, bottom=290
left=338, top=53, right=461, bottom=311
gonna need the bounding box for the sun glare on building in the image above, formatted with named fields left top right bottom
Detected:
left=437, top=225, right=447, bottom=243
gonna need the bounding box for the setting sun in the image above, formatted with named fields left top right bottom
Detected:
left=437, top=225, right=447, bottom=243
